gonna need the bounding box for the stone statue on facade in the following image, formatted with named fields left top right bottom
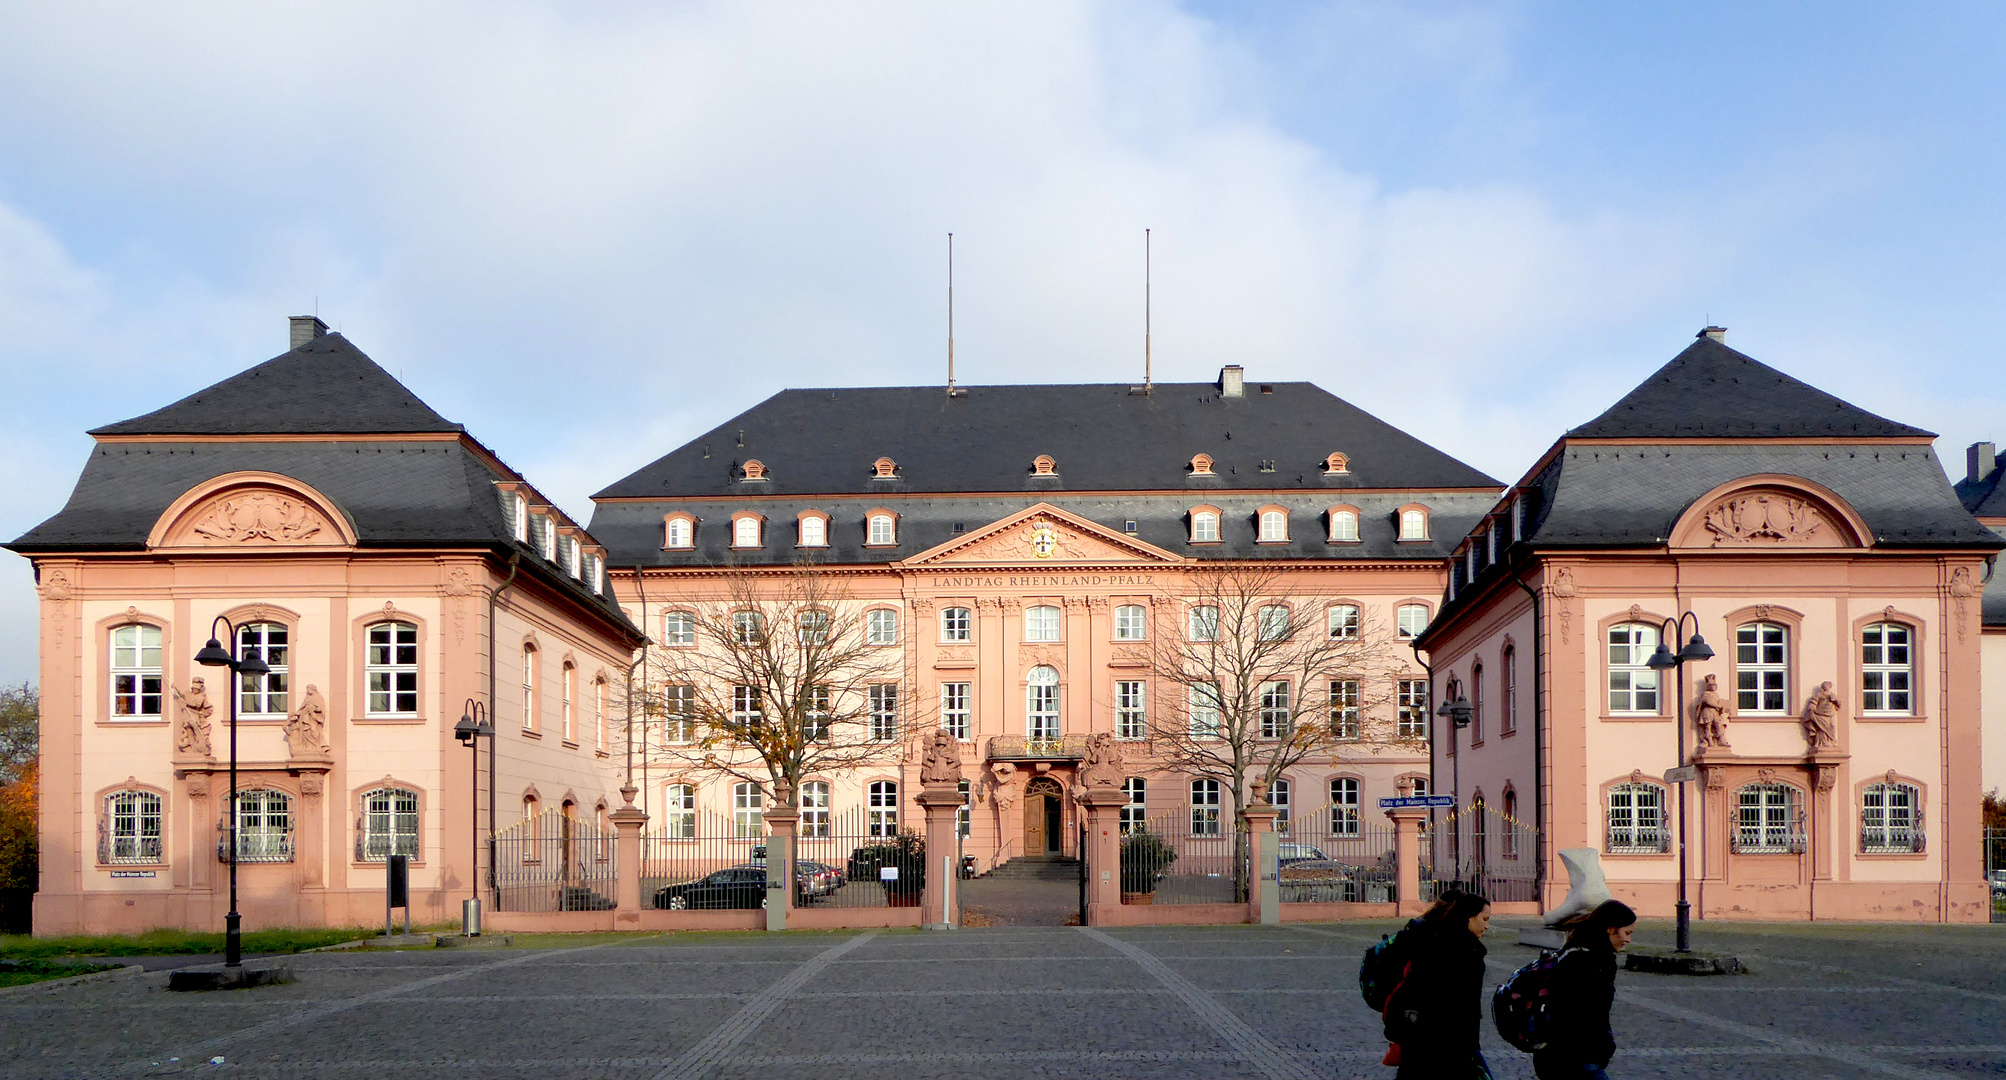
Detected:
left=989, top=761, right=1019, bottom=809
left=285, top=684, right=329, bottom=758
left=171, top=678, right=213, bottom=756
left=1692, top=673, right=1731, bottom=750
left=1801, top=681, right=1840, bottom=751
left=1077, top=732, right=1123, bottom=792
left=919, top=728, right=963, bottom=787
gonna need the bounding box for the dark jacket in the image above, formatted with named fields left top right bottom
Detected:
left=1385, top=919, right=1488, bottom=1054
left=1535, top=939, right=1618, bottom=1066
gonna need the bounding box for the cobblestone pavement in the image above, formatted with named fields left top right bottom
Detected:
left=1, top=918, right=2001, bottom=1079
left=958, top=875, right=1081, bottom=925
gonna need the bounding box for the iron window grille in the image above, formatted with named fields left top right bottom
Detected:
left=1606, top=783, right=1670, bottom=853
left=1732, top=784, right=1805, bottom=853
left=225, top=789, right=294, bottom=863
left=357, top=788, right=419, bottom=861
left=102, top=790, right=163, bottom=864
left=1860, top=782, right=1925, bottom=853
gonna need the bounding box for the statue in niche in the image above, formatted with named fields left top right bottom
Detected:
left=919, top=728, right=963, bottom=787
left=1692, top=674, right=1731, bottom=750
left=171, top=678, right=214, bottom=756
left=1801, top=681, right=1840, bottom=751
left=285, top=684, right=329, bottom=758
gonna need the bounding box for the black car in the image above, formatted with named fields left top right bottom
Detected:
left=653, top=863, right=815, bottom=910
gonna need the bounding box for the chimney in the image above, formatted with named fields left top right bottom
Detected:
left=1968, top=442, right=1997, bottom=483
left=1219, top=365, right=1245, bottom=399
left=290, top=315, right=329, bottom=350
left=1699, top=325, right=1727, bottom=342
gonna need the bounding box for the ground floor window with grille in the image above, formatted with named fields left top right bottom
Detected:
left=732, top=782, right=764, bottom=838
left=233, top=789, right=294, bottom=862
left=1190, top=779, right=1221, bottom=836
left=664, top=783, right=696, bottom=839
left=1270, top=778, right=1291, bottom=834
left=361, top=787, right=419, bottom=861
left=1329, top=778, right=1360, bottom=836
left=104, top=790, right=162, bottom=864
left=869, top=684, right=898, bottom=742
left=1861, top=781, right=1922, bottom=853
left=800, top=781, right=830, bottom=838
left=1328, top=680, right=1360, bottom=739
left=868, top=780, right=899, bottom=836
left=1396, top=679, right=1429, bottom=739
left=1735, top=783, right=1802, bottom=853
left=940, top=683, right=971, bottom=740
left=1116, top=681, right=1146, bottom=739
left=1606, top=782, right=1667, bottom=853
left=1120, top=778, right=1146, bottom=835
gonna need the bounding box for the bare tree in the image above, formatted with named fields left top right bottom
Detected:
left=637, top=562, right=914, bottom=806
left=1146, top=565, right=1405, bottom=895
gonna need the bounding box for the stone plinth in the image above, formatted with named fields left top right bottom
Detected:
left=167, top=961, right=294, bottom=992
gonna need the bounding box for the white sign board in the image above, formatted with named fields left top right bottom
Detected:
left=879, top=866, right=899, bottom=882
left=1664, top=765, right=1700, bottom=785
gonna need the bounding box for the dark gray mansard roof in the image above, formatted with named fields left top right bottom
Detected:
left=1566, top=335, right=1934, bottom=440
left=1953, top=464, right=2006, bottom=626
left=588, top=492, right=1503, bottom=569
left=594, top=381, right=1502, bottom=499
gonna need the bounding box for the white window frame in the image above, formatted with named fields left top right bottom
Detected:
left=663, top=783, right=696, bottom=839
left=1861, top=623, right=1913, bottom=715
left=1188, top=606, right=1219, bottom=642
left=1395, top=604, right=1429, bottom=640
left=798, top=515, right=827, bottom=548
left=1607, top=623, right=1661, bottom=714
left=105, top=790, right=163, bottom=864
left=1329, top=777, right=1360, bottom=836
left=1258, top=510, right=1288, bottom=543
left=1327, top=605, right=1359, bottom=640
left=867, top=780, right=899, bottom=837
left=803, top=684, right=832, bottom=741
left=561, top=662, right=576, bottom=742
left=731, top=685, right=762, bottom=728
left=799, top=781, right=830, bottom=838
left=940, top=607, right=972, bottom=642
left=957, top=779, right=972, bottom=838
left=1191, top=511, right=1220, bottom=543
left=1734, top=783, right=1802, bottom=853
left=511, top=493, right=529, bottom=543
left=1024, top=605, right=1061, bottom=642
left=662, top=611, right=695, bottom=646
left=732, top=611, right=764, bottom=646
left=1026, top=667, right=1060, bottom=742
left=594, top=679, right=606, bottom=750
left=663, top=685, right=695, bottom=745
left=732, top=782, right=764, bottom=839
left=941, top=683, right=972, bottom=740
left=235, top=622, right=289, bottom=718
left=1190, top=778, right=1221, bottom=836
left=797, top=609, right=830, bottom=646
left=1188, top=684, right=1221, bottom=739
left=361, top=787, right=420, bottom=861
left=366, top=622, right=419, bottom=717
left=1328, top=679, right=1360, bottom=739
left=109, top=624, right=163, bottom=718
left=732, top=516, right=762, bottom=549
left=1396, top=679, right=1429, bottom=739
left=1328, top=510, right=1359, bottom=543
left=1257, top=605, right=1290, bottom=641
left=1120, top=778, right=1146, bottom=835
left=1860, top=782, right=1922, bottom=853
left=234, top=788, right=294, bottom=863
left=868, top=684, right=898, bottom=742
left=1270, top=777, right=1291, bottom=834
left=665, top=517, right=693, bottom=549
left=868, top=514, right=897, bottom=546
left=1736, top=622, right=1790, bottom=714
left=1399, top=509, right=1429, bottom=541
left=519, top=644, right=536, bottom=731
left=867, top=608, right=900, bottom=646
left=1606, top=783, right=1669, bottom=853
left=1113, top=604, right=1147, bottom=641
left=1115, top=680, right=1147, bottom=740
left=1258, top=680, right=1291, bottom=739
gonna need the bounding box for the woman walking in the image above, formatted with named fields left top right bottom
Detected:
left=1385, top=891, right=1494, bottom=1079
left=1532, top=899, right=1637, bottom=1079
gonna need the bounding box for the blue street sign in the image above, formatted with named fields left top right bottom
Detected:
left=1378, top=795, right=1457, bottom=809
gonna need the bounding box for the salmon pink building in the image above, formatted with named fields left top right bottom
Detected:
left=1415, top=329, right=2001, bottom=923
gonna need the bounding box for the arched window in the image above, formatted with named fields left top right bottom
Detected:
left=1258, top=509, right=1289, bottom=543
left=1269, top=778, right=1291, bottom=834
left=732, top=516, right=762, bottom=549
left=365, top=622, right=419, bottom=717
left=867, top=609, right=899, bottom=645
left=103, top=790, right=163, bottom=863
left=594, top=678, right=607, bottom=749
left=1120, top=778, right=1147, bottom=835
left=234, top=789, right=294, bottom=862
left=1395, top=604, right=1429, bottom=640
left=799, top=781, right=830, bottom=838
left=868, top=513, right=897, bottom=546
left=511, top=493, right=529, bottom=542
left=1190, top=779, right=1221, bottom=836
left=518, top=642, right=537, bottom=730
left=663, top=784, right=696, bottom=839
left=1607, top=623, right=1660, bottom=714
left=1734, top=783, right=1802, bottom=853
left=940, top=606, right=972, bottom=642
left=1399, top=508, right=1429, bottom=541
left=1188, top=606, right=1220, bottom=642
left=1501, top=790, right=1519, bottom=857
left=360, top=787, right=420, bottom=861
left=109, top=624, right=163, bottom=718
left=867, top=780, right=899, bottom=837
left=731, top=782, right=764, bottom=838
left=1500, top=645, right=1518, bottom=736
left=798, top=515, right=827, bottom=548
left=1190, top=510, right=1220, bottom=544
left=1735, top=623, right=1790, bottom=713
left=561, top=662, right=576, bottom=742
left=1861, top=781, right=1923, bottom=853
left=1329, top=778, right=1360, bottom=836
left=1328, top=510, right=1359, bottom=542
left=1024, top=605, right=1061, bottom=642
left=1327, top=605, right=1359, bottom=639
left=664, top=516, right=694, bottom=549
left=235, top=622, right=289, bottom=717
left=1114, top=604, right=1147, bottom=640
left=1861, top=623, right=1913, bottom=715
left=1026, top=666, right=1060, bottom=742
left=1470, top=662, right=1485, bottom=743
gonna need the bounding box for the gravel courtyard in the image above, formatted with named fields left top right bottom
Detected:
left=1, top=918, right=2001, bottom=1079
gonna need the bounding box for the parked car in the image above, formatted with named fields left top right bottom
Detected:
left=1277, top=844, right=1328, bottom=867
left=1989, top=869, right=2006, bottom=898
left=796, top=860, right=842, bottom=899
left=653, top=862, right=814, bottom=910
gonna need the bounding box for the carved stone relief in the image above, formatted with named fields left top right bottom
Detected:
left=187, top=490, right=328, bottom=544
left=909, top=598, right=935, bottom=615
left=444, top=567, right=476, bottom=645
left=1951, top=567, right=1977, bottom=643
left=171, top=679, right=214, bottom=756
left=1700, top=492, right=1835, bottom=546
left=285, top=685, right=331, bottom=759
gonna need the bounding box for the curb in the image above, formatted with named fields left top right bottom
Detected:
left=305, top=933, right=439, bottom=952
left=0, top=963, right=149, bottom=998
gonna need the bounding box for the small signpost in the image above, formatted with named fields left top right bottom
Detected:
left=385, top=854, right=411, bottom=938
left=1378, top=795, right=1457, bottom=809
left=1664, top=765, right=1700, bottom=785
left=879, top=866, right=900, bottom=883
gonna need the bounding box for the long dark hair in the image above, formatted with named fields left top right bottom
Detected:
left=1439, top=890, right=1491, bottom=927
left=1561, top=899, right=1637, bottom=947
left=1418, top=887, right=1467, bottom=921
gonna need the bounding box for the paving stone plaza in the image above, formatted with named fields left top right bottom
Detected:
left=1, top=918, right=2002, bottom=1079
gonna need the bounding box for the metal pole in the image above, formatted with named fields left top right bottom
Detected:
left=1675, top=614, right=1693, bottom=953
left=226, top=648, right=241, bottom=968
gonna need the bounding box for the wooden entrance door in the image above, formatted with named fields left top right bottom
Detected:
left=1024, top=777, right=1063, bottom=854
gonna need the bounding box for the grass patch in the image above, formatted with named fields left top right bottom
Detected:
left=0, top=927, right=376, bottom=960
left=0, top=958, right=125, bottom=987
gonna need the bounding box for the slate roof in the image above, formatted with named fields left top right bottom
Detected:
left=1955, top=461, right=2006, bottom=519
left=594, top=381, right=1501, bottom=499
left=1566, top=335, right=1934, bottom=440
left=90, top=333, right=463, bottom=436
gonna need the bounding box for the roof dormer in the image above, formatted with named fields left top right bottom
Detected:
left=1322, top=452, right=1350, bottom=475
left=739, top=459, right=769, bottom=481
left=1189, top=453, right=1214, bottom=475
left=872, top=457, right=899, bottom=479
left=1031, top=455, right=1058, bottom=476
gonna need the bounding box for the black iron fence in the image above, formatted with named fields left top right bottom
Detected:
left=492, top=808, right=618, bottom=912
left=1279, top=813, right=1397, bottom=903
left=1987, top=826, right=2005, bottom=924
left=795, top=808, right=916, bottom=910
left=1142, top=806, right=1243, bottom=904
left=1424, top=806, right=1538, bottom=903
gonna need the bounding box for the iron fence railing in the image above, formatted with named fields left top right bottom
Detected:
left=1279, top=814, right=1397, bottom=903
left=1985, top=826, right=2005, bottom=924
left=639, top=813, right=760, bottom=910
left=492, top=808, right=618, bottom=912
left=1144, top=807, right=1243, bottom=904
left=1424, top=806, right=1538, bottom=903
left=795, top=809, right=911, bottom=909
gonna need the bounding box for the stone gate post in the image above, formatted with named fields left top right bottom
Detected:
left=610, top=785, right=648, bottom=928
left=1387, top=806, right=1429, bottom=917
left=764, top=789, right=798, bottom=932
left=916, top=784, right=962, bottom=929
left=1242, top=785, right=1279, bottom=925
left=1078, top=787, right=1126, bottom=923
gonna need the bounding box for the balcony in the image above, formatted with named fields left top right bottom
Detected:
left=986, top=735, right=1089, bottom=761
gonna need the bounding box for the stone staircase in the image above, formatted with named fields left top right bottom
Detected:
left=984, top=855, right=1081, bottom=882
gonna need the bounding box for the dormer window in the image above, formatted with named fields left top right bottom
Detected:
left=1327, top=506, right=1360, bottom=543
left=797, top=511, right=829, bottom=548
left=1189, top=454, right=1214, bottom=475
left=1032, top=455, right=1057, bottom=476
left=740, top=459, right=768, bottom=481
left=1397, top=505, right=1431, bottom=542
left=873, top=457, right=898, bottom=478
left=532, top=513, right=555, bottom=559
left=1189, top=506, right=1221, bottom=544
left=1256, top=506, right=1289, bottom=544
left=866, top=510, right=898, bottom=547
left=731, top=513, right=764, bottom=549
left=565, top=535, right=582, bottom=579
left=1323, top=452, right=1350, bottom=475
left=663, top=513, right=696, bottom=550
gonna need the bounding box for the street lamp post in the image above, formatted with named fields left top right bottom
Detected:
left=1646, top=613, right=1714, bottom=954
left=454, top=700, right=494, bottom=935
left=1436, top=688, right=1473, bottom=887
left=193, top=617, right=269, bottom=969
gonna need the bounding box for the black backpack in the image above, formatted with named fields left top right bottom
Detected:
left=1359, top=927, right=1416, bottom=1012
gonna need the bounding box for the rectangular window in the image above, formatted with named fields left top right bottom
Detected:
left=366, top=623, right=419, bottom=715
left=1024, top=605, right=1061, bottom=641
left=1395, top=605, right=1429, bottom=640
left=1734, top=784, right=1801, bottom=853
left=1114, top=604, right=1147, bottom=640
left=868, top=684, right=898, bottom=742
left=1735, top=623, right=1789, bottom=713
left=362, top=788, right=420, bottom=861
left=662, top=685, right=695, bottom=744
left=109, top=624, right=163, bottom=718
left=1607, top=624, right=1661, bottom=713
left=1500, top=649, right=1518, bottom=736
left=1258, top=681, right=1291, bottom=739
left=1257, top=606, right=1290, bottom=641
left=1188, top=685, right=1221, bottom=739
left=1116, top=681, right=1147, bottom=740
left=867, top=781, right=898, bottom=837
left=941, top=607, right=972, bottom=642
left=1188, top=606, right=1219, bottom=642
left=235, top=789, right=294, bottom=863
left=733, top=783, right=764, bottom=839
left=1327, top=605, right=1359, bottom=640
left=662, top=612, right=695, bottom=646
left=1861, top=623, right=1912, bottom=714
left=1328, top=679, right=1360, bottom=739
left=867, top=609, right=899, bottom=645
left=1120, top=778, right=1146, bottom=835
left=1027, top=678, right=1060, bottom=742
left=803, top=684, right=831, bottom=741
left=1396, top=679, right=1429, bottom=739
left=940, top=683, right=971, bottom=740
left=235, top=623, right=289, bottom=717
left=664, top=784, right=696, bottom=839
left=731, top=685, right=762, bottom=729
left=1190, top=779, right=1221, bottom=836
left=799, top=781, right=830, bottom=838
left=1606, top=784, right=1668, bottom=853
left=957, top=779, right=972, bottom=838
left=1329, top=778, right=1360, bottom=836
left=105, top=791, right=163, bottom=863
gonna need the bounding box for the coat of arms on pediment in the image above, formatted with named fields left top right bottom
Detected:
left=1668, top=478, right=1866, bottom=550
left=148, top=472, right=357, bottom=550
left=903, top=503, right=1183, bottom=567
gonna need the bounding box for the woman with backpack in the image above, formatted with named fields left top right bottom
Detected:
left=1384, top=890, right=1494, bottom=1079
left=1532, top=899, right=1637, bottom=1079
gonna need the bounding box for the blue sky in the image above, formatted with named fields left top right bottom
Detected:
left=2, top=2, right=2002, bottom=684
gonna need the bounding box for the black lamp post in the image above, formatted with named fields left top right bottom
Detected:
left=1646, top=613, right=1715, bottom=953
left=1436, top=688, right=1473, bottom=886
left=193, top=617, right=269, bottom=969
left=454, top=700, right=494, bottom=935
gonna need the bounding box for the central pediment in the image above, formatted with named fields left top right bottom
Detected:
left=902, top=503, right=1183, bottom=568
